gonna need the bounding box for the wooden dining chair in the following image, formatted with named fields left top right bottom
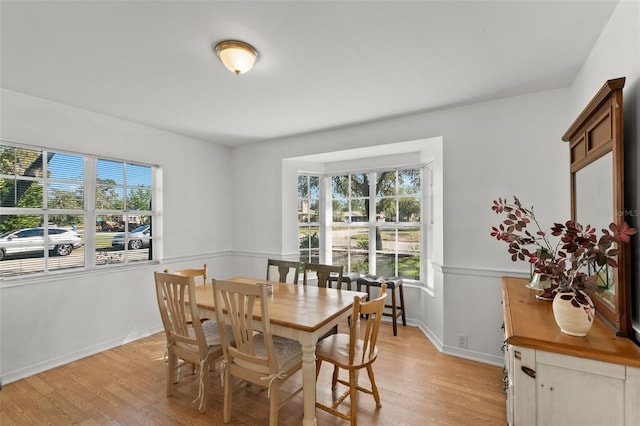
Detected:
left=212, top=279, right=303, bottom=426
left=164, top=263, right=207, bottom=286
left=302, top=262, right=343, bottom=288
left=315, top=284, right=388, bottom=425
left=154, top=271, right=225, bottom=413
left=266, top=258, right=300, bottom=284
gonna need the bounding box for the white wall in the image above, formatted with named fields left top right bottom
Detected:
left=569, top=0, right=640, bottom=340
left=231, top=87, right=570, bottom=365
left=0, top=89, right=234, bottom=383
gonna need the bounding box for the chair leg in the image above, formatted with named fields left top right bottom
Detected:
left=332, top=365, right=339, bottom=390
left=391, top=286, right=398, bottom=336
left=167, top=351, right=178, bottom=395
left=197, top=362, right=209, bottom=414
left=223, top=370, right=232, bottom=423
left=349, top=369, right=358, bottom=426
left=399, top=283, right=407, bottom=326
left=366, top=364, right=382, bottom=408
left=269, top=384, right=279, bottom=426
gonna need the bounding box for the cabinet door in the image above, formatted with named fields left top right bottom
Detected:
left=536, top=351, right=625, bottom=426
left=509, top=345, right=536, bottom=426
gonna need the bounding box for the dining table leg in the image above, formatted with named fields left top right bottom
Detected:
left=300, top=338, right=318, bottom=426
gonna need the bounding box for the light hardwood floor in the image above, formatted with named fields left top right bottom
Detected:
left=0, top=322, right=507, bottom=425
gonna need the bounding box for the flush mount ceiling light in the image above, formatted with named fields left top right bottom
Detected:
left=214, top=40, right=259, bottom=75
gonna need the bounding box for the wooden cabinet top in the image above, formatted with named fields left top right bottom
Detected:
left=502, top=276, right=640, bottom=368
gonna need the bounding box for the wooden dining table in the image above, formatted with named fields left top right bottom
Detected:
left=192, top=276, right=367, bottom=426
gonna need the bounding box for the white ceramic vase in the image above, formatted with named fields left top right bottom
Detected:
left=552, top=290, right=595, bottom=337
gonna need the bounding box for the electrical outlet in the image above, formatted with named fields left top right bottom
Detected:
left=457, top=334, right=468, bottom=348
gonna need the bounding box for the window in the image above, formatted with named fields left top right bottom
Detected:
left=0, top=143, right=156, bottom=279
left=95, top=158, right=153, bottom=265
left=298, top=168, right=422, bottom=281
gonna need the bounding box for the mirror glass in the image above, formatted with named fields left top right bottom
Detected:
left=574, top=152, right=615, bottom=307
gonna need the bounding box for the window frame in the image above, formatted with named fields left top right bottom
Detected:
left=0, top=141, right=159, bottom=281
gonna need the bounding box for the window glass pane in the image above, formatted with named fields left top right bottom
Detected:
left=0, top=214, right=45, bottom=277
left=48, top=153, right=83, bottom=181
left=377, top=226, right=397, bottom=253
left=47, top=183, right=83, bottom=209
left=0, top=215, right=84, bottom=277
left=1, top=180, right=43, bottom=208
left=332, top=225, right=348, bottom=255
left=308, top=225, right=319, bottom=249
left=0, top=147, right=46, bottom=178
left=331, top=175, right=348, bottom=199
left=398, top=254, right=420, bottom=280
left=126, top=163, right=151, bottom=188
left=399, top=196, right=421, bottom=222
left=308, top=199, right=319, bottom=222
left=376, top=197, right=396, bottom=222
left=350, top=199, right=367, bottom=222
left=97, top=159, right=124, bottom=185
left=299, top=226, right=310, bottom=250
left=399, top=169, right=420, bottom=195
left=350, top=252, right=369, bottom=274
left=97, top=216, right=151, bottom=266
left=350, top=227, right=369, bottom=251
left=332, top=199, right=348, bottom=222
left=377, top=171, right=396, bottom=196
left=350, top=174, right=369, bottom=197
left=47, top=215, right=84, bottom=272
left=308, top=249, right=320, bottom=264
left=0, top=145, right=17, bottom=175
left=126, top=187, right=151, bottom=211
left=398, top=226, right=421, bottom=280
left=309, top=176, right=319, bottom=198
left=96, top=185, right=124, bottom=210
left=298, top=175, right=308, bottom=198
left=298, top=203, right=309, bottom=223
left=375, top=253, right=396, bottom=277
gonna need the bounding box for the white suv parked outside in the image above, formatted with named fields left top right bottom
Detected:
left=0, top=227, right=83, bottom=260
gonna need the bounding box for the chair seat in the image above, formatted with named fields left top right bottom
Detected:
left=239, top=333, right=302, bottom=374
left=357, top=274, right=400, bottom=288
left=316, top=333, right=378, bottom=369
left=328, top=272, right=361, bottom=290
left=187, top=320, right=231, bottom=346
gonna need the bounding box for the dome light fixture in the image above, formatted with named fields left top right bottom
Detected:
left=214, top=40, right=259, bottom=75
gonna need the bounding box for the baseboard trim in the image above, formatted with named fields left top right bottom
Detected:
left=2, top=325, right=164, bottom=385
left=442, top=345, right=504, bottom=367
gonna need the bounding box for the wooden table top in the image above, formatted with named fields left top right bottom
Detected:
left=193, top=276, right=368, bottom=333
left=502, top=276, right=640, bottom=368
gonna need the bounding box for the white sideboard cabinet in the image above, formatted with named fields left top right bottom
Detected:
left=502, top=277, right=640, bottom=426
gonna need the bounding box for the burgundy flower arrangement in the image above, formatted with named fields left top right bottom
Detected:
left=490, top=196, right=636, bottom=316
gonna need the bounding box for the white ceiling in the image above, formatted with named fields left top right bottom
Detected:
left=0, top=0, right=618, bottom=148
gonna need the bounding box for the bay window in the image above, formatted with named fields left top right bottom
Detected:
left=298, top=167, right=423, bottom=281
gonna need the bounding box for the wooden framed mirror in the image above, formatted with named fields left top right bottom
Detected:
left=562, top=77, right=631, bottom=336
